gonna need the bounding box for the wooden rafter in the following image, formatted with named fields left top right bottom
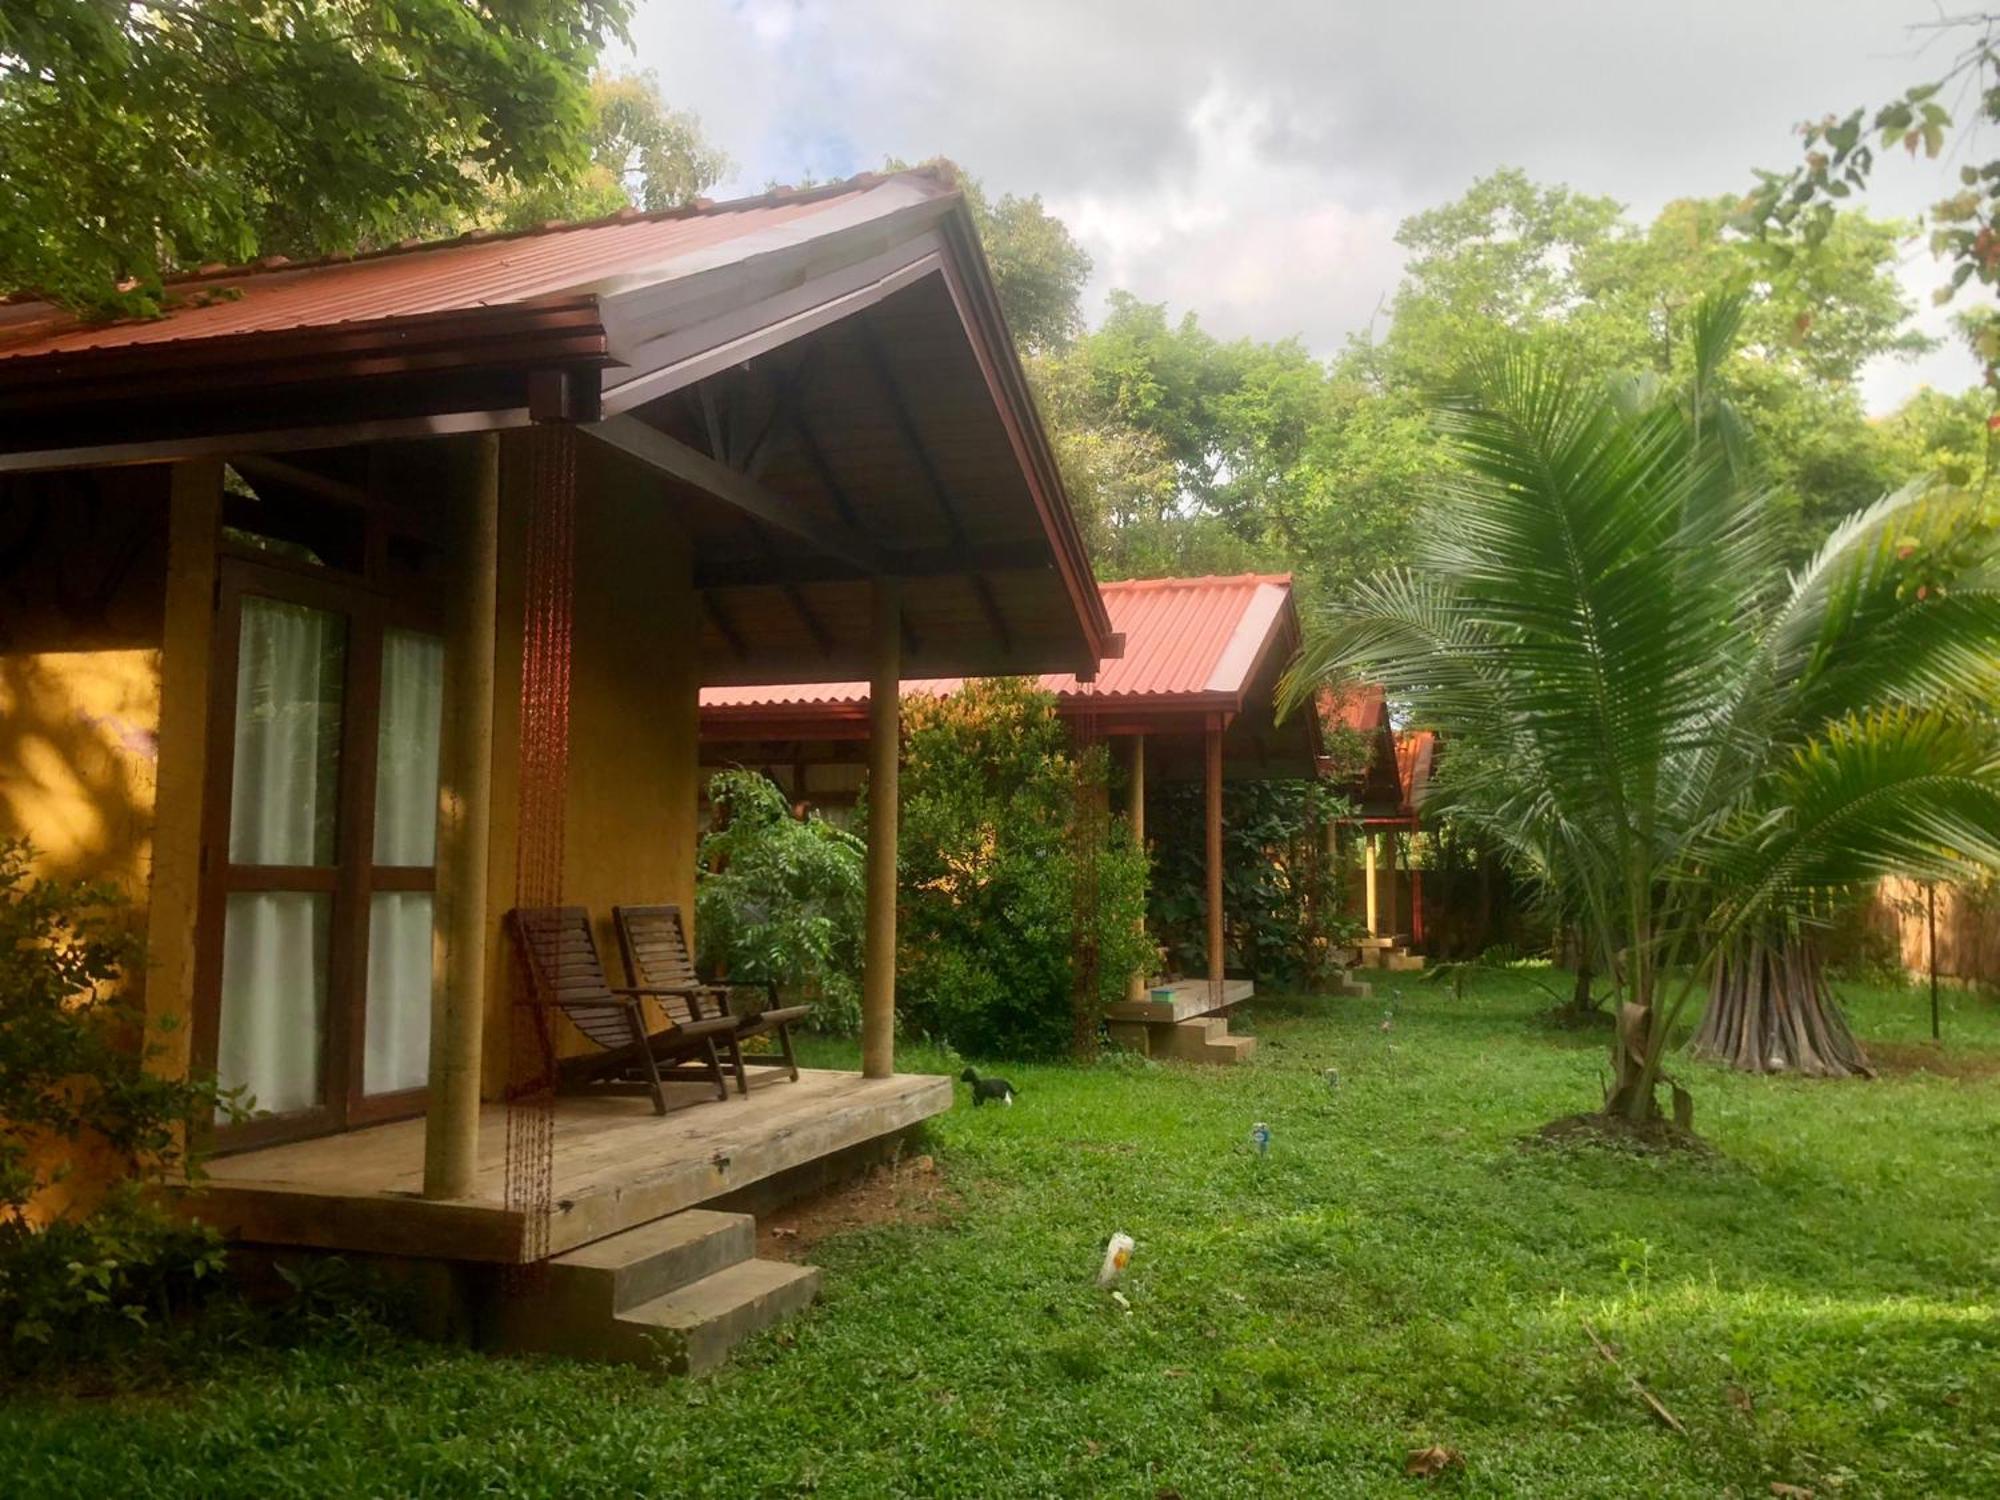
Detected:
left=856, top=319, right=1012, bottom=650
left=584, top=415, right=884, bottom=574
left=702, top=592, right=749, bottom=659
left=697, top=363, right=837, bottom=659
left=693, top=538, right=1051, bottom=591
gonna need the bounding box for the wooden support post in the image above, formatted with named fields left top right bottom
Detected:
left=1205, top=722, right=1224, bottom=1001
left=1364, top=831, right=1380, bottom=938
left=424, top=435, right=500, bottom=1200
left=1126, top=734, right=1149, bottom=1004
left=144, top=460, right=222, bottom=1080
left=1384, top=830, right=1401, bottom=940
left=861, top=579, right=902, bottom=1079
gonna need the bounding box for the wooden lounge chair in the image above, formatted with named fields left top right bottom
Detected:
left=505, top=905, right=739, bottom=1115
left=614, top=903, right=812, bottom=1094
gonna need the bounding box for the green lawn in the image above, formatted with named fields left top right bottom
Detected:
left=6, top=972, right=1999, bottom=1498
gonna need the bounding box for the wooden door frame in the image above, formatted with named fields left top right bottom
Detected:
left=195, top=553, right=445, bottom=1153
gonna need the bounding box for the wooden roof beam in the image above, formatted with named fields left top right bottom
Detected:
left=856, top=319, right=1013, bottom=652
left=585, top=414, right=886, bottom=575
left=700, top=361, right=837, bottom=658
left=694, top=539, right=1052, bottom=590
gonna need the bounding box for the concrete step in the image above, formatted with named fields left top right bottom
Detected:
left=1202, top=1034, right=1257, bottom=1064
left=617, top=1258, right=822, bottom=1375
left=1385, top=953, right=1426, bottom=972
left=1334, top=976, right=1374, bottom=998
left=547, top=1208, right=756, bottom=1317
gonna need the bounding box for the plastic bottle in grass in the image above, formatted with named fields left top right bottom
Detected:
left=1098, top=1232, right=1134, bottom=1287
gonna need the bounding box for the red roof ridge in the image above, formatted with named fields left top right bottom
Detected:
left=1, top=166, right=958, bottom=311
left=1100, top=572, right=1293, bottom=591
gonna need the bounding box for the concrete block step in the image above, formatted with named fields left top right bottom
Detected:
left=549, top=1208, right=756, bottom=1317
left=617, top=1258, right=822, bottom=1375
left=1202, top=1035, right=1257, bottom=1064
left=1385, top=954, right=1426, bottom=972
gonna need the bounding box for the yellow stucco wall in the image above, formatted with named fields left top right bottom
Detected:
left=0, top=466, right=174, bottom=908
left=0, top=649, right=161, bottom=897
left=482, top=433, right=701, bottom=1094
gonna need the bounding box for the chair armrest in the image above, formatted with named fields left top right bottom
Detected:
left=701, top=978, right=779, bottom=1016
left=609, top=984, right=707, bottom=999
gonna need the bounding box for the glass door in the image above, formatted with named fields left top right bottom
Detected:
left=198, top=560, right=444, bottom=1147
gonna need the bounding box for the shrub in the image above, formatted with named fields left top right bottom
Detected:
left=898, top=679, right=1150, bottom=1058
left=696, top=771, right=867, bottom=1034
left=0, top=839, right=235, bottom=1364
left=1148, top=778, right=1359, bottom=988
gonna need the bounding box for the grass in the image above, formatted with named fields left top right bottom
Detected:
left=6, top=971, right=1999, bottom=1497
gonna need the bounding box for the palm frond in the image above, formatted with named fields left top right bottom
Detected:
left=1696, top=708, right=2000, bottom=942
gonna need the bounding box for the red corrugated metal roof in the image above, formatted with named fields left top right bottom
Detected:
left=701, top=574, right=1298, bottom=714
left=1324, top=681, right=1386, bottom=733
left=0, top=176, right=903, bottom=361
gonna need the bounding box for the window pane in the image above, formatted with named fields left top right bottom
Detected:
left=364, top=892, right=433, bottom=1096
left=228, top=598, right=345, bottom=866
left=217, top=892, right=328, bottom=1117
left=374, top=630, right=445, bottom=866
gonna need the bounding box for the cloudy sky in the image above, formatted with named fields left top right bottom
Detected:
left=620, top=1, right=1987, bottom=410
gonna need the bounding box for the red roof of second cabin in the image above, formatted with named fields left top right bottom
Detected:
left=1397, top=729, right=1438, bottom=813
left=702, top=573, right=1300, bottom=722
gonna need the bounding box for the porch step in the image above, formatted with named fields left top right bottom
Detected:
left=617, top=1258, right=823, bottom=1376
left=1353, top=940, right=1424, bottom=973
left=486, top=1207, right=820, bottom=1372
left=1160, top=1015, right=1256, bottom=1066
left=551, top=1208, right=755, bottom=1316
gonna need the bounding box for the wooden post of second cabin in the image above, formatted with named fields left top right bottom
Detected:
left=1205, top=720, right=1224, bottom=1003
left=1126, top=734, right=1149, bottom=1003
left=1383, top=829, right=1401, bottom=940
left=861, top=578, right=902, bottom=1079
left=1364, top=831, right=1380, bottom=938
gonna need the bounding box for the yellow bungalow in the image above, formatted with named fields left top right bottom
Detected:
left=0, top=168, right=1116, bottom=1365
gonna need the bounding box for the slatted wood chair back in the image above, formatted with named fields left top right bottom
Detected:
left=506, top=905, right=631, bottom=1052
left=614, top=904, right=708, bottom=1028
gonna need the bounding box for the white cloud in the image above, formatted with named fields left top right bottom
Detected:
left=620, top=0, right=1987, bottom=408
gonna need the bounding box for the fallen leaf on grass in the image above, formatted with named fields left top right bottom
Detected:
left=1769, top=1485, right=1813, bottom=1499
left=1727, top=1384, right=1754, bottom=1415
left=1404, top=1445, right=1464, bottom=1479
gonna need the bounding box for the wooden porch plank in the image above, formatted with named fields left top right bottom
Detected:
left=184, top=1069, right=951, bottom=1263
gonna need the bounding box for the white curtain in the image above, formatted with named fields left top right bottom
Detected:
left=227, top=599, right=342, bottom=866
left=373, top=630, right=444, bottom=865
left=365, top=892, right=433, bottom=1095
left=364, top=630, right=444, bottom=1095
left=217, top=599, right=343, bottom=1117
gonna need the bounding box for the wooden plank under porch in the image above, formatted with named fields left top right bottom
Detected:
left=185, top=1069, right=950, bottom=1265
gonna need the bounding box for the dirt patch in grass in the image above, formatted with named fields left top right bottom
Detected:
left=1868, top=1041, right=2000, bottom=1081
left=1526, top=1111, right=1714, bottom=1157
left=758, top=1152, right=961, bottom=1259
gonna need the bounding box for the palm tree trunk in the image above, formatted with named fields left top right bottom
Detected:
left=1690, top=937, right=1873, bottom=1078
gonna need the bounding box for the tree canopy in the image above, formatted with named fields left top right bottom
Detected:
left=1024, top=166, right=1969, bottom=599
left=0, top=0, right=636, bottom=314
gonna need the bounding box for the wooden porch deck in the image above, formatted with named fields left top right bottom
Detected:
left=185, top=1069, right=952, bottom=1263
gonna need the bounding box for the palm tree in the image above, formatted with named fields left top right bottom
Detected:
left=1284, top=328, right=2000, bottom=1123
